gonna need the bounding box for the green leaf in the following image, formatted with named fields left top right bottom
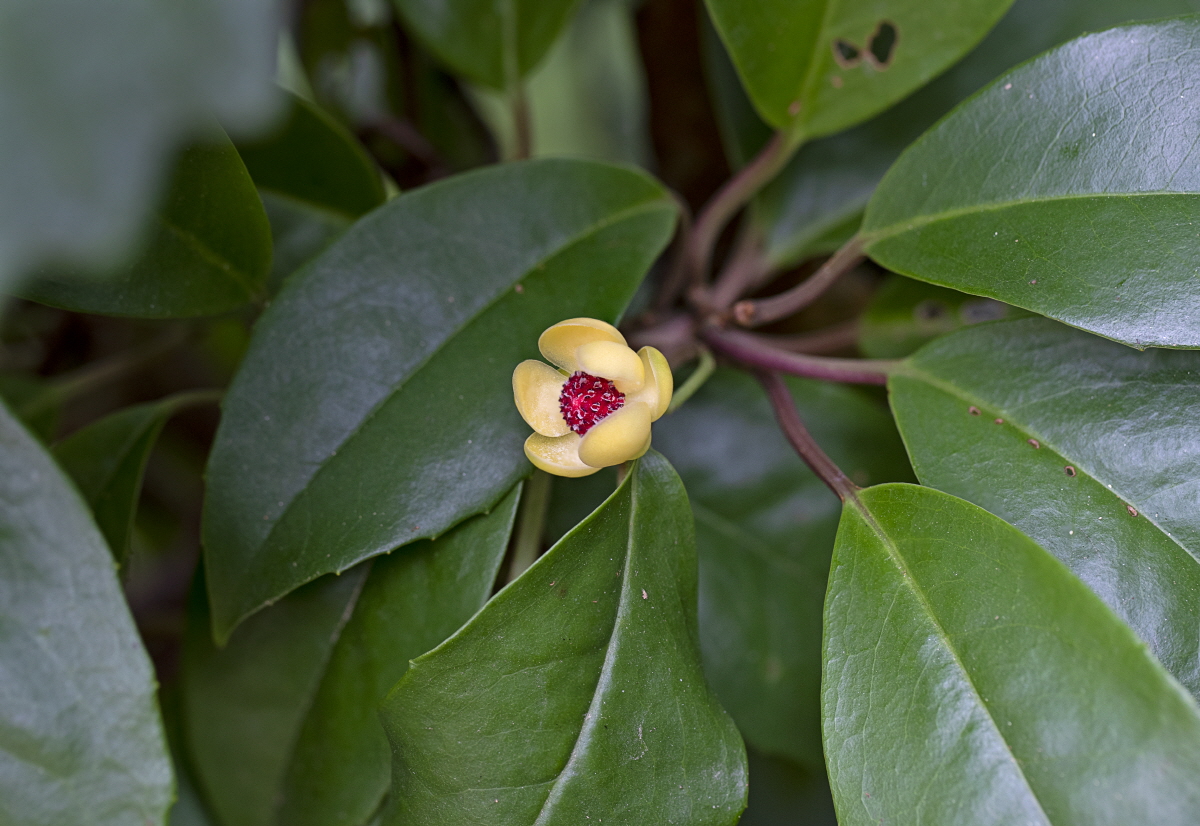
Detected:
left=183, top=488, right=517, bottom=826
left=825, top=483, right=1200, bottom=824
left=467, top=0, right=652, bottom=166
left=17, top=136, right=272, bottom=318
left=52, top=390, right=219, bottom=566
left=889, top=317, right=1200, bottom=697
left=203, top=158, right=675, bottom=641
left=858, top=275, right=1030, bottom=358
left=0, top=0, right=278, bottom=290
left=862, top=18, right=1200, bottom=349
left=238, top=93, right=386, bottom=219
left=747, top=0, right=1200, bottom=270
left=380, top=452, right=747, bottom=825
left=702, top=0, right=1013, bottom=136
left=259, top=193, right=350, bottom=294
left=654, top=369, right=912, bottom=770
left=0, top=400, right=172, bottom=825
left=391, top=0, right=580, bottom=90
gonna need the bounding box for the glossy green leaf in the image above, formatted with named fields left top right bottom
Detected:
left=238, top=93, right=386, bottom=219
left=468, top=0, right=652, bottom=166
left=0, top=0, right=278, bottom=291
left=259, top=193, right=350, bottom=294
left=184, top=488, right=517, bottom=826
left=889, top=317, right=1200, bottom=697
left=825, top=483, right=1200, bottom=824
left=203, top=158, right=674, bottom=641
left=52, top=390, right=218, bottom=566
left=747, top=0, right=1200, bottom=270
left=858, top=275, right=1030, bottom=358
left=654, top=369, right=911, bottom=770
left=863, top=18, right=1200, bottom=349
left=18, top=136, right=272, bottom=318
left=391, top=0, right=580, bottom=90
left=0, top=400, right=172, bottom=825
left=380, top=452, right=748, bottom=825
left=702, top=0, right=1013, bottom=136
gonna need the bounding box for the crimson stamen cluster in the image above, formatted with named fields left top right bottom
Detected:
left=559, top=371, right=625, bottom=435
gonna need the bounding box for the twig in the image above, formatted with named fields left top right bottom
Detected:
left=733, top=236, right=865, bottom=327
left=666, top=346, right=715, bottom=414
left=709, top=226, right=773, bottom=311
left=704, top=326, right=896, bottom=385
left=365, top=115, right=445, bottom=173
left=757, top=320, right=860, bottom=355
left=756, top=370, right=858, bottom=501
left=683, top=131, right=800, bottom=289
left=506, top=470, right=552, bottom=583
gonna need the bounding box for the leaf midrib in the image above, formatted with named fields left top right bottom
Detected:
left=844, top=489, right=1052, bottom=823
left=253, top=196, right=671, bottom=575
left=158, top=212, right=259, bottom=299
left=893, top=361, right=1200, bottom=567
left=862, top=189, right=1196, bottom=245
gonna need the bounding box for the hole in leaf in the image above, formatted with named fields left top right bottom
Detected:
left=832, top=39, right=862, bottom=68
left=867, top=21, right=898, bottom=68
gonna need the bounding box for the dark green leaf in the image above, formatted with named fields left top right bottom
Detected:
left=889, top=317, right=1200, bottom=696
left=184, top=487, right=517, bottom=826
left=748, top=0, right=1200, bottom=270
left=259, top=193, right=350, bottom=294
left=380, top=452, right=747, bottom=825
left=238, top=93, right=386, bottom=219
left=825, top=483, right=1200, bottom=824
left=654, top=369, right=911, bottom=770
left=702, top=0, right=1013, bottom=136
left=18, top=136, right=272, bottom=318
left=391, top=0, right=580, bottom=90
left=203, top=158, right=675, bottom=641
left=858, top=275, right=1030, bottom=358
left=0, top=400, right=172, bottom=825
left=468, top=0, right=652, bottom=165
left=0, top=0, right=278, bottom=290
left=52, top=390, right=219, bottom=566
left=862, top=18, right=1200, bottom=349
left=0, top=372, right=59, bottom=442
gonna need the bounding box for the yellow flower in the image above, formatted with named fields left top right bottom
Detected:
left=513, top=318, right=673, bottom=477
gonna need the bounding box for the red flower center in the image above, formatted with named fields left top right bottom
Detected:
left=559, top=371, right=625, bottom=436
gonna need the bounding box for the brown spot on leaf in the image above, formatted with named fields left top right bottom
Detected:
left=832, top=39, right=862, bottom=68
left=1064, top=466, right=1077, bottom=477
left=993, top=418, right=1004, bottom=425
left=1127, top=505, right=1139, bottom=517
left=968, top=406, right=981, bottom=416
left=1028, top=439, right=1040, bottom=449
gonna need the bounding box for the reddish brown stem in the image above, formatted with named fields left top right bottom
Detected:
left=733, top=236, right=865, bottom=327
left=756, top=370, right=858, bottom=501
left=704, top=326, right=895, bottom=385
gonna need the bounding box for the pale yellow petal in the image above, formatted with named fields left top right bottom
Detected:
left=626, top=346, right=673, bottom=420
left=538, top=318, right=626, bottom=373
left=577, top=340, right=645, bottom=391
left=513, top=360, right=568, bottom=437
left=524, top=432, right=599, bottom=478
left=578, top=402, right=652, bottom=468
left=630, top=428, right=652, bottom=460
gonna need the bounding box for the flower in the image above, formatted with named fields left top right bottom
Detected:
left=513, top=318, right=673, bottom=477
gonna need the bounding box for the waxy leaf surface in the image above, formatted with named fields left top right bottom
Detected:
left=890, top=318, right=1200, bottom=696
left=203, top=158, right=674, bottom=640
left=0, top=401, right=172, bottom=825
left=0, top=0, right=278, bottom=291
left=702, top=0, right=1012, bottom=136
left=380, top=452, right=748, bottom=825
left=655, top=369, right=912, bottom=770
left=53, top=390, right=218, bottom=566
left=391, top=0, right=579, bottom=90
left=184, top=487, right=517, bottom=826
left=18, top=138, right=272, bottom=317
left=825, top=483, right=1200, bottom=825
left=238, top=93, right=385, bottom=220
left=744, top=0, right=1200, bottom=269
left=863, top=18, right=1200, bottom=348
